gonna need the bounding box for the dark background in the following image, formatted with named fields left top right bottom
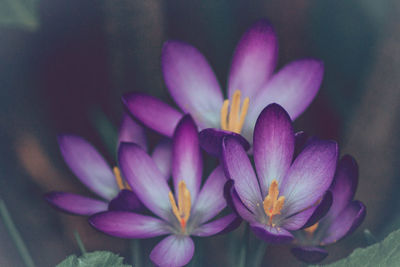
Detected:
left=0, top=0, right=399, bottom=266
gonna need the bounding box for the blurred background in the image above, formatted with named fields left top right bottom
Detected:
left=0, top=0, right=399, bottom=266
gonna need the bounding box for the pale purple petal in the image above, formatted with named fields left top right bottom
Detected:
left=108, top=189, right=144, bottom=212
left=162, top=41, right=223, bottom=129
left=222, top=136, right=263, bottom=213
left=123, top=93, right=183, bottom=137
left=58, top=135, right=118, bottom=200
left=321, top=201, right=366, bottom=245
left=250, top=222, right=293, bottom=243
left=326, top=155, right=359, bottom=221
left=151, top=139, right=172, bottom=180
left=45, top=192, right=108, bottom=216
left=192, top=214, right=239, bottom=237
left=253, top=104, right=295, bottom=196
left=282, top=207, right=316, bottom=231
left=199, top=128, right=250, bottom=156
left=172, top=115, right=202, bottom=201
left=301, top=190, right=333, bottom=229
left=281, top=139, right=338, bottom=217
left=228, top=19, right=278, bottom=99
left=191, top=166, right=227, bottom=224
left=150, top=235, right=194, bottom=267
left=291, top=247, right=328, bottom=263
left=118, top=143, right=171, bottom=221
left=227, top=182, right=256, bottom=223
left=118, top=113, right=147, bottom=151
left=89, top=211, right=169, bottom=238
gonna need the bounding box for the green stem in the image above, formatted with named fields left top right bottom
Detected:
left=130, top=239, right=142, bottom=267
left=0, top=199, right=35, bottom=267
left=237, top=224, right=250, bottom=267
left=252, top=239, right=267, bottom=267
left=73, top=230, right=87, bottom=255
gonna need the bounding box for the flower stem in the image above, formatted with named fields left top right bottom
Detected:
left=73, top=230, right=87, bottom=255
left=237, top=224, right=250, bottom=267
left=130, top=239, right=142, bottom=267
left=0, top=199, right=35, bottom=267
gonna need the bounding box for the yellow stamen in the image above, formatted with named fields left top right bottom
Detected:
left=220, top=90, right=250, bottom=134
left=113, top=167, right=125, bottom=190
left=168, top=180, right=191, bottom=231
left=263, top=179, right=285, bottom=225
left=304, top=222, right=319, bottom=235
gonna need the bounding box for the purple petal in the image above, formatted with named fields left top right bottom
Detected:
left=89, top=211, right=169, bottom=238
left=118, top=113, right=147, bottom=151
left=326, top=155, right=359, bottom=221
left=45, top=192, right=108, bottom=216
left=108, top=189, right=144, bottom=212
left=58, top=135, right=118, bottom=200
left=281, top=138, right=338, bottom=217
left=253, top=104, right=295, bottom=196
left=191, top=166, right=227, bottom=224
left=118, top=143, right=171, bottom=220
left=226, top=181, right=257, bottom=223
left=151, top=139, right=172, bottom=180
left=302, top=190, right=333, bottom=229
left=222, top=136, right=263, bottom=213
left=162, top=41, right=223, bottom=129
left=199, top=128, right=250, bottom=156
left=123, top=93, right=183, bottom=137
left=228, top=19, right=278, bottom=99
left=172, top=115, right=202, bottom=201
left=150, top=235, right=194, bottom=267
left=250, top=222, right=294, bottom=243
left=321, top=201, right=366, bottom=245
left=192, top=214, right=239, bottom=237
left=291, top=246, right=328, bottom=263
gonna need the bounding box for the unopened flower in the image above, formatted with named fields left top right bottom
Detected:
left=222, top=104, right=338, bottom=243
left=291, top=155, right=366, bottom=263
left=90, top=115, right=239, bottom=267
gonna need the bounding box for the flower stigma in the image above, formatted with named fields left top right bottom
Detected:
left=263, top=179, right=285, bottom=226
left=168, top=180, right=191, bottom=232
left=220, top=90, right=249, bottom=133
left=113, top=166, right=131, bottom=190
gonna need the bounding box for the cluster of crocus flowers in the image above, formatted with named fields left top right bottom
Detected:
left=90, top=115, right=239, bottom=266
left=123, top=19, right=324, bottom=155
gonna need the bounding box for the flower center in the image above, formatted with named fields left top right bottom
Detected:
left=263, top=179, right=285, bottom=226
left=113, top=166, right=131, bottom=190
left=220, top=90, right=249, bottom=134
left=168, top=180, right=191, bottom=232
left=304, top=222, right=319, bottom=235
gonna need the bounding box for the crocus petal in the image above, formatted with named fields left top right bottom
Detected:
left=89, top=211, right=169, bottom=239
left=192, top=214, right=239, bottom=237
left=326, top=155, right=359, bottom=221
left=172, top=115, right=202, bottom=201
left=281, top=138, right=338, bottom=217
left=45, top=192, right=108, bottom=216
left=123, top=93, right=183, bottom=137
left=58, top=135, right=118, bottom=200
left=199, top=128, right=250, bottom=156
left=227, top=182, right=257, bottom=223
left=321, top=201, right=366, bottom=245
left=291, top=247, right=328, bottom=263
left=248, top=59, right=324, bottom=122
left=108, top=189, right=144, bottom=212
left=162, top=41, right=223, bottom=129
left=222, top=136, right=263, bottom=213
left=151, top=139, right=172, bottom=180
left=250, top=222, right=294, bottom=243
left=118, top=113, right=147, bottom=151
left=118, top=143, right=171, bottom=221
left=192, top=166, right=227, bottom=224
left=228, top=19, right=278, bottom=99
left=150, top=235, right=195, bottom=267
left=253, top=104, right=295, bottom=196
left=301, top=190, right=333, bottom=229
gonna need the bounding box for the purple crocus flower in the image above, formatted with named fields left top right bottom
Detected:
left=123, top=19, right=324, bottom=155
left=90, top=115, right=239, bottom=267
left=291, top=155, right=366, bottom=263
left=222, top=103, right=338, bottom=243
left=45, top=114, right=172, bottom=216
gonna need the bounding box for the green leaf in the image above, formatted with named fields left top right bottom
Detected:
left=311, top=228, right=400, bottom=267
left=0, top=0, right=39, bottom=31
left=56, top=251, right=131, bottom=267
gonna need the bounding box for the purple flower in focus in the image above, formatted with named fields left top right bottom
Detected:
left=222, top=103, right=338, bottom=243
left=291, top=155, right=366, bottom=263
left=90, top=115, right=239, bottom=267
left=45, top=114, right=172, bottom=216
left=123, top=19, right=324, bottom=155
